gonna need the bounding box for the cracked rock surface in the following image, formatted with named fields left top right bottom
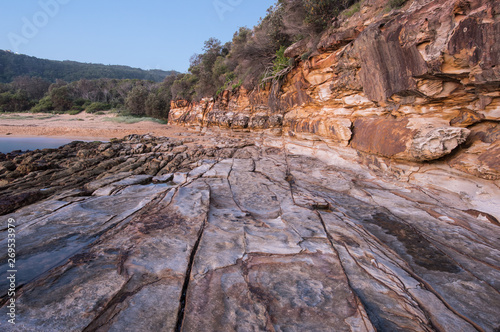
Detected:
left=1, top=132, right=499, bottom=331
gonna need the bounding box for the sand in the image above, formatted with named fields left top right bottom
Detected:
left=0, top=112, right=191, bottom=140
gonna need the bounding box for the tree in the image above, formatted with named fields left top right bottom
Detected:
left=0, top=91, right=33, bottom=112
left=145, top=87, right=170, bottom=119
left=171, top=74, right=197, bottom=101
left=125, top=85, right=149, bottom=116
left=302, top=0, right=356, bottom=31
left=190, top=38, right=226, bottom=100
left=11, top=76, right=50, bottom=100
left=49, top=85, right=73, bottom=112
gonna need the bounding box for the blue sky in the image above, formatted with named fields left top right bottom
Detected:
left=0, top=0, right=276, bottom=72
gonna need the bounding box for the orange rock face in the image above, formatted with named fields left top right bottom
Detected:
left=170, top=0, right=500, bottom=180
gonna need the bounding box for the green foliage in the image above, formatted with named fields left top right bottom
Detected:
left=272, top=46, right=290, bottom=76
left=145, top=86, right=171, bottom=119
left=103, top=116, right=167, bottom=125
left=30, top=96, right=54, bottom=113
left=67, top=107, right=84, bottom=115
left=258, top=4, right=290, bottom=50
left=231, top=80, right=243, bottom=90
left=0, top=91, right=33, bottom=112
left=11, top=76, right=50, bottom=99
left=187, top=38, right=232, bottom=100
left=279, top=0, right=357, bottom=34
left=86, top=102, right=112, bottom=113
left=171, top=74, right=197, bottom=101
left=49, top=85, right=73, bottom=112
left=262, top=46, right=291, bottom=83
left=21, top=75, right=177, bottom=121
left=216, top=74, right=240, bottom=96
left=388, top=0, right=407, bottom=8
left=303, top=0, right=342, bottom=30
left=125, top=85, right=149, bottom=116
left=344, top=1, right=361, bottom=17
left=73, top=98, right=87, bottom=107
left=166, top=1, right=360, bottom=100
left=301, top=51, right=313, bottom=61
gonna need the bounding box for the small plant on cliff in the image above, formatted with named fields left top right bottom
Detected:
left=216, top=72, right=237, bottom=96
left=388, top=0, right=407, bottom=8
left=343, top=1, right=361, bottom=17
left=301, top=51, right=313, bottom=61
left=231, top=80, right=243, bottom=91
left=302, top=0, right=357, bottom=31
left=262, top=46, right=292, bottom=85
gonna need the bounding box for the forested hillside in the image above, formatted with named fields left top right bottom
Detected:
left=0, top=50, right=177, bottom=83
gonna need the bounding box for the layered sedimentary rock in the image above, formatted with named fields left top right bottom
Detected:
left=0, top=133, right=499, bottom=331
left=169, top=0, right=500, bottom=180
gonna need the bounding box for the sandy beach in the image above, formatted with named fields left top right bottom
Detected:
left=0, top=112, right=191, bottom=140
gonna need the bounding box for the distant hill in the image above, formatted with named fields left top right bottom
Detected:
left=0, top=50, right=178, bottom=83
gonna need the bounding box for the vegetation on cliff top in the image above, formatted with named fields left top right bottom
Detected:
left=170, top=0, right=358, bottom=102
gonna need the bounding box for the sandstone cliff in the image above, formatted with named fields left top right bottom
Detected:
left=169, top=0, right=500, bottom=180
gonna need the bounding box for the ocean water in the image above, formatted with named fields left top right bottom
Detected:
left=0, top=136, right=102, bottom=154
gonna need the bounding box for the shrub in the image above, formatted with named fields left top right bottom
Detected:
left=67, top=108, right=83, bottom=115
left=388, top=0, right=407, bottom=8
left=289, top=0, right=358, bottom=32
left=301, top=51, right=313, bottom=61
left=0, top=91, right=33, bottom=112
left=125, top=86, right=149, bottom=116
left=171, top=74, right=197, bottom=101
left=49, top=86, right=74, bottom=112
left=73, top=98, right=87, bottom=107
left=188, top=38, right=229, bottom=100
left=231, top=80, right=243, bottom=90
left=104, top=116, right=167, bottom=125
left=216, top=74, right=239, bottom=96
left=86, top=102, right=112, bottom=113
left=145, top=88, right=170, bottom=119
left=344, top=1, right=361, bottom=17
left=30, top=96, right=54, bottom=113
left=262, top=46, right=291, bottom=84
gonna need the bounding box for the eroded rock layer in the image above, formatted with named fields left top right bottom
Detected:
left=1, top=132, right=499, bottom=331
left=169, top=0, right=500, bottom=180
